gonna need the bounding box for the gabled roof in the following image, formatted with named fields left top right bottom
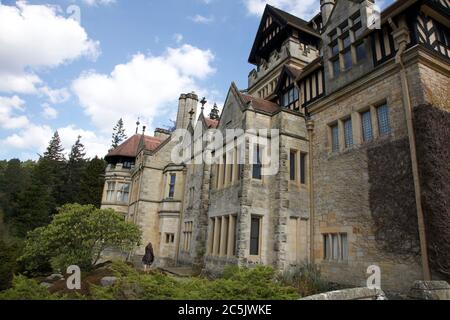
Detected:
left=204, top=117, right=219, bottom=129
left=240, top=93, right=280, bottom=114
left=248, top=5, right=320, bottom=65
left=106, top=134, right=165, bottom=159
left=274, top=65, right=303, bottom=93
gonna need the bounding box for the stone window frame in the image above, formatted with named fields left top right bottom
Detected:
left=289, top=148, right=308, bottom=188
left=106, top=181, right=116, bottom=202
left=329, top=122, right=340, bottom=153
left=168, top=173, right=177, bottom=199
left=182, top=221, right=194, bottom=252
left=328, top=10, right=367, bottom=78
left=215, top=143, right=241, bottom=190
left=323, top=232, right=349, bottom=262
left=249, top=214, right=263, bottom=258
left=116, top=183, right=130, bottom=204
left=165, top=233, right=175, bottom=244
left=207, top=214, right=237, bottom=258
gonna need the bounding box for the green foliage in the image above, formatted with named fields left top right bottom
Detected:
left=43, top=131, right=65, bottom=162
left=0, top=240, right=21, bottom=290
left=19, top=204, right=141, bottom=274
left=111, top=118, right=127, bottom=149
left=90, top=263, right=299, bottom=300
left=62, top=136, right=87, bottom=205
left=0, top=275, right=60, bottom=300
left=277, top=263, right=329, bottom=297
left=78, top=157, right=106, bottom=208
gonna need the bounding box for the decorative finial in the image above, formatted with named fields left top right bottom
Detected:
left=188, top=108, right=195, bottom=121
left=142, top=126, right=146, bottom=134
left=200, top=97, right=207, bottom=112
left=136, top=117, right=141, bottom=134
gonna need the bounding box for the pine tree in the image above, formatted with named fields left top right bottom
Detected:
left=63, top=136, right=87, bottom=204
left=42, top=131, right=66, bottom=210
left=14, top=158, right=55, bottom=236
left=111, top=118, right=127, bottom=149
left=209, top=103, right=220, bottom=120
left=44, top=131, right=65, bottom=161
left=78, top=157, right=106, bottom=208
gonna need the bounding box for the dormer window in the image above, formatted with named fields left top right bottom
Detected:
left=282, top=87, right=299, bottom=109
left=328, top=10, right=367, bottom=77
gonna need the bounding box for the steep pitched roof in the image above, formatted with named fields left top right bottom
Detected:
left=274, top=64, right=303, bottom=93
left=106, top=134, right=165, bottom=158
left=240, top=93, right=280, bottom=114
left=248, top=5, right=320, bottom=65
left=268, top=5, right=319, bottom=36
left=204, top=117, right=219, bottom=129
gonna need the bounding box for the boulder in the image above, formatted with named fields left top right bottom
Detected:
left=409, top=281, right=450, bottom=300
left=100, top=276, right=117, bottom=287
left=46, top=274, right=63, bottom=281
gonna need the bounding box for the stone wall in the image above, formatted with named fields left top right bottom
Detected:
left=309, top=59, right=428, bottom=291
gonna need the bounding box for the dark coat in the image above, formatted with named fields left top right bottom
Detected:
left=142, top=243, right=154, bottom=265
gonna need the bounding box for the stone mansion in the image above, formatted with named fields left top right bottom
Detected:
left=101, top=0, right=450, bottom=291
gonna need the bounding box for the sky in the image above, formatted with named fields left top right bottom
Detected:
left=0, top=0, right=393, bottom=160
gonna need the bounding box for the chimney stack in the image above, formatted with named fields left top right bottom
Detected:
left=176, top=92, right=198, bottom=130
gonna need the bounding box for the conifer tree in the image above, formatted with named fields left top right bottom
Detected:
left=43, top=131, right=65, bottom=162
left=111, top=118, right=127, bottom=149
left=209, top=103, right=220, bottom=120
left=78, top=157, right=107, bottom=208
left=63, top=136, right=87, bottom=204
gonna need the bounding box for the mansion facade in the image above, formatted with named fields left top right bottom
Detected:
left=101, top=0, right=450, bottom=291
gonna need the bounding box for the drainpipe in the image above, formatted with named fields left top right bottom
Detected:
left=388, top=17, right=431, bottom=281
left=174, top=167, right=187, bottom=266
left=306, top=118, right=315, bottom=264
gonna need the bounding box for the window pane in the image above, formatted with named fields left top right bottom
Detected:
left=361, top=111, right=373, bottom=142
left=169, top=174, right=176, bottom=198
left=323, top=235, right=329, bottom=260
left=332, top=59, right=340, bottom=77
left=250, top=217, right=260, bottom=255
left=340, top=234, right=348, bottom=261
left=343, top=49, right=352, bottom=69
left=330, top=41, right=339, bottom=56
left=332, top=234, right=339, bottom=260
left=342, top=34, right=351, bottom=48
left=252, top=145, right=262, bottom=180
left=300, top=153, right=306, bottom=184
left=293, top=87, right=299, bottom=101
left=356, top=41, right=366, bottom=62
left=344, top=118, right=353, bottom=148
left=377, top=104, right=391, bottom=136
left=290, top=151, right=296, bottom=181
left=331, top=124, right=339, bottom=152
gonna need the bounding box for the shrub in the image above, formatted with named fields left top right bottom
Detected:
left=19, top=204, right=141, bottom=274
left=0, top=275, right=61, bottom=300
left=278, top=263, right=329, bottom=297
left=91, top=263, right=299, bottom=300
left=0, top=240, right=19, bottom=291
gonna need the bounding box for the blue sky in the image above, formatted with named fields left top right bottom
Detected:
left=0, top=0, right=392, bottom=160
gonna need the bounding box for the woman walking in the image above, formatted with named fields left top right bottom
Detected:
left=142, top=242, right=154, bottom=272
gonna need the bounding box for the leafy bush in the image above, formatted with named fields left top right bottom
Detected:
left=90, top=263, right=299, bottom=300
left=278, top=263, right=329, bottom=297
left=0, top=240, right=20, bottom=291
left=0, top=276, right=61, bottom=300
left=19, top=204, right=141, bottom=274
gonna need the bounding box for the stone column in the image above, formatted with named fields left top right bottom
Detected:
left=227, top=215, right=236, bottom=257
left=212, top=217, right=220, bottom=256
left=220, top=216, right=228, bottom=256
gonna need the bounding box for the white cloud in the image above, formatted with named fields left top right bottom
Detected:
left=72, top=44, right=215, bottom=135
left=1, top=122, right=109, bottom=159
left=173, top=33, right=184, bottom=44
left=0, top=1, right=100, bottom=94
left=0, top=95, right=30, bottom=130
left=244, top=0, right=319, bottom=20
left=81, top=0, right=116, bottom=7
left=41, top=103, right=58, bottom=119
left=58, top=125, right=109, bottom=158
left=40, top=86, right=71, bottom=104
left=189, top=14, right=215, bottom=24
left=2, top=123, right=53, bottom=155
